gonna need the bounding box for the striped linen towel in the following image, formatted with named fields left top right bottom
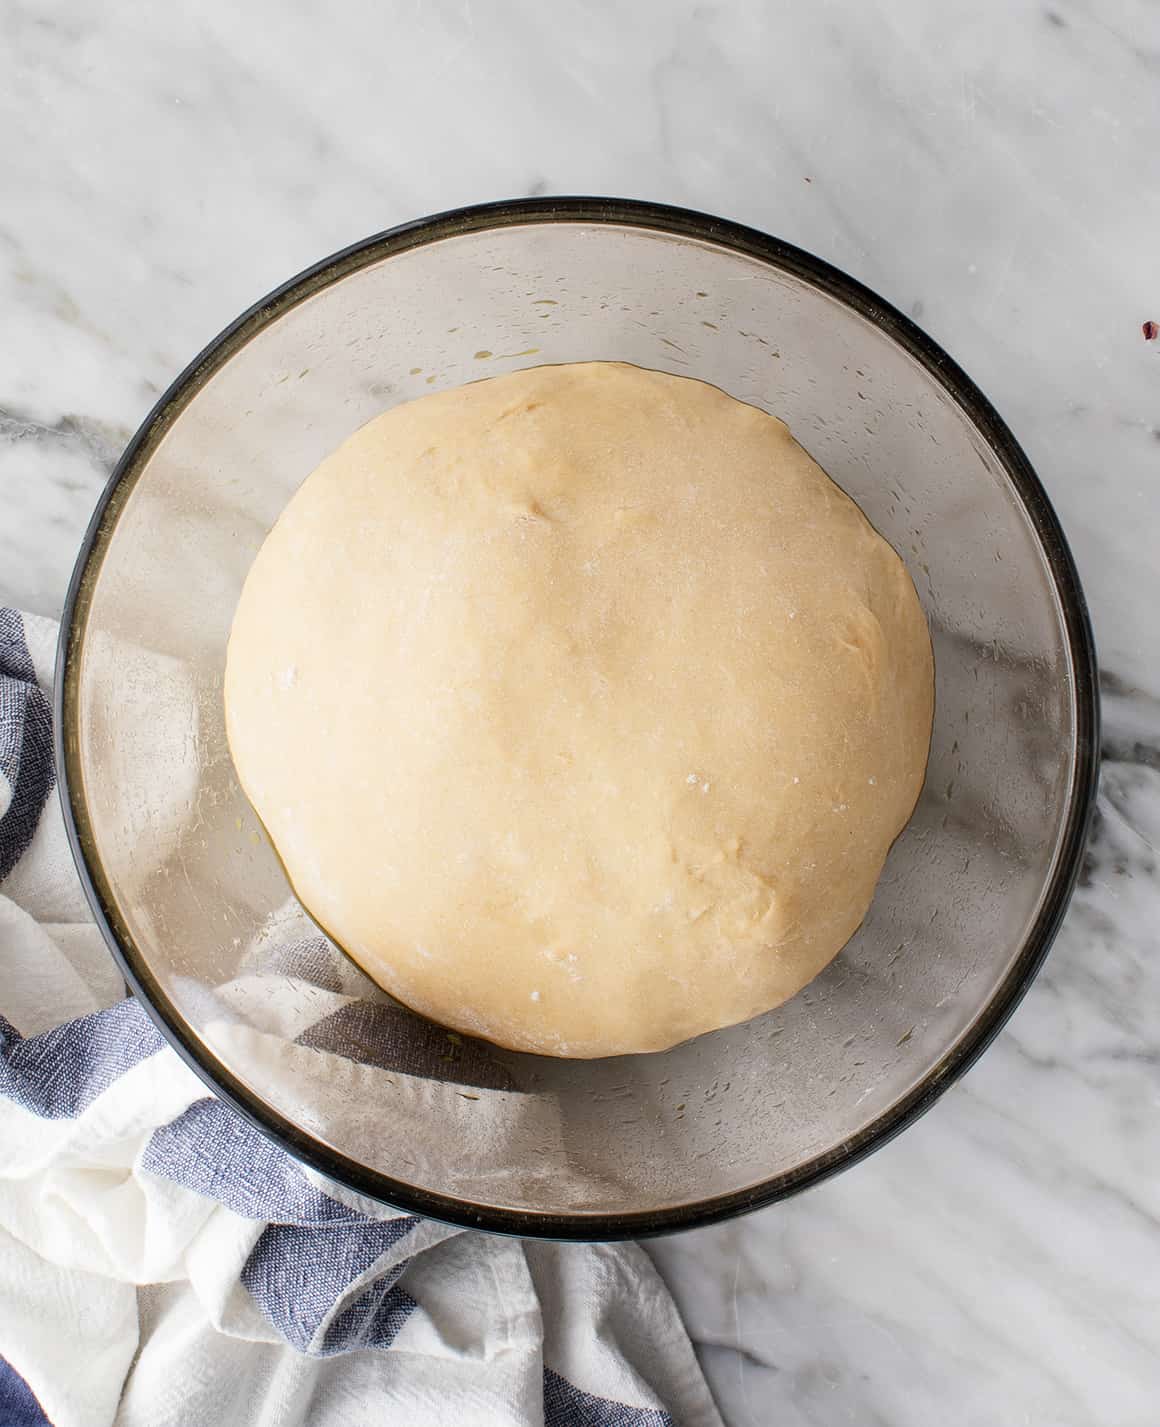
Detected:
left=0, top=607, right=721, bottom=1427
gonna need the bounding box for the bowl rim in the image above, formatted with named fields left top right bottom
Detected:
left=55, top=196, right=1100, bottom=1241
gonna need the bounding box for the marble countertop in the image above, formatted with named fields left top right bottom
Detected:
left=3, top=1, right=1158, bottom=1422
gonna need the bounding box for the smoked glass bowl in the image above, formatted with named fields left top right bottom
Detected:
left=57, top=199, right=1098, bottom=1238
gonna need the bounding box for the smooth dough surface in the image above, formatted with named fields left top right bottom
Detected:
left=225, top=362, right=933, bottom=1058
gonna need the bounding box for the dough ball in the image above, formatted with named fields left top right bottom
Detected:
left=225, top=362, right=933, bottom=1058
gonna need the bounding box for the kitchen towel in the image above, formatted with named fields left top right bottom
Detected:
left=0, top=607, right=721, bottom=1427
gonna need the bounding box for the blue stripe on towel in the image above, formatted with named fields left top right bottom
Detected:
left=297, top=997, right=516, bottom=1090
left=141, top=1095, right=419, bottom=1352
left=0, top=1354, right=53, bottom=1427
left=0, top=609, right=55, bottom=883
left=142, top=1097, right=401, bottom=1225
left=320, top=1275, right=418, bottom=1354
left=543, top=1369, right=674, bottom=1427
left=0, top=999, right=163, bottom=1118
left=244, top=1220, right=417, bottom=1351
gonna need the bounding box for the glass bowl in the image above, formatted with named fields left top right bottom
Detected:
left=56, top=199, right=1098, bottom=1238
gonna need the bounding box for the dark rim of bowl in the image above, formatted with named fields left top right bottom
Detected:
left=55, top=196, right=1100, bottom=1241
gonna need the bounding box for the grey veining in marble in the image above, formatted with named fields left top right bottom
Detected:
left=3, top=1, right=1159, bottom=1423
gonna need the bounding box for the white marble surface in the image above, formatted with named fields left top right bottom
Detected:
left=3, top=1, right=1159, bottom=1422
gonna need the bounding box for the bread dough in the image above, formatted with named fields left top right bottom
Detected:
left=225, top=362, right=933, bottom=1058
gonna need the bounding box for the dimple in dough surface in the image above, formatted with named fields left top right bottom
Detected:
left=225, top=362, right=934, bottom=1058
